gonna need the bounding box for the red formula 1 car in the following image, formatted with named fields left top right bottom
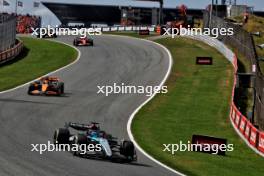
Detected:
left=73, top=36, right=94, bottom=46
left=28, top=76, right=64, bottom=96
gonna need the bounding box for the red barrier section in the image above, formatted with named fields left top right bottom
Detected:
left=244, top=122, right=251, bottom=139
left=249, top=125, right=258, bottom=147
left=0, top=40, right=23, bottom=64
left=231, top=104, right=236, bottom=121
left=229, top=54, right=264, bottom=155
left=258, top=132, right=264, bottom=153
left=234, top=110, right=241, bottom=127
left=239, top=116, right=247, bottom=134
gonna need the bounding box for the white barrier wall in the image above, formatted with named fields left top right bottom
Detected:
left=185, top=35, right=235, bottom=66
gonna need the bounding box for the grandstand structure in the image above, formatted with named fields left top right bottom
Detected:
left=0, top=13, right=23, bottom=64
left=42, top=2, right=203, bottom=26
left=16, top=14, right=41, bottom=33
left=0, top=14, right=16, bottom=52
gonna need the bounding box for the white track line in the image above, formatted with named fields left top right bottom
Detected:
left=0, top=38, right=81, bottom=94
left=106, top=34, right=185, bottom=176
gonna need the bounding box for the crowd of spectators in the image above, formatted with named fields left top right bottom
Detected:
left=16, top=14, right=41, bottom=33
left=1, top=13, right=41, bottom=33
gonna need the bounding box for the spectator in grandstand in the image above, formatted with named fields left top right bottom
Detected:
left=16, top=14, right=41, bottom=34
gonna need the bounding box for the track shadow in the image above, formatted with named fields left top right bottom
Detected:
left=0, top=98, right=61, bottom=105
left=59, top=92, right=73, bottom=97
left=122, top=162, right=151, bottom=167
left=0, top=47, right=30, bottom=68
left=29, top=92, right=72, bottom=98
left=75, top=154, right=151, bottom=168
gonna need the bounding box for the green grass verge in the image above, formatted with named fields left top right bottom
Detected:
left=0, top=37, right=78, bottom=91
left=132, top=37, right=264, bottom=176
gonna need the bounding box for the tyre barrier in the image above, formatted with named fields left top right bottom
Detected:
left=0, top=39, right=23, bottom=65
left=185, top=34, right=264, bottom=157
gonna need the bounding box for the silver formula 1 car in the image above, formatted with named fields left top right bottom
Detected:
left=53, top=122, right=137, bottom=162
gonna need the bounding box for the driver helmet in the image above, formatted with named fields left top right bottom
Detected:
left=90, top=131, right=98, bottom=138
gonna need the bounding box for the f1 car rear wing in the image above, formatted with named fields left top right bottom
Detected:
left=66, top=122, right=99, bottom=131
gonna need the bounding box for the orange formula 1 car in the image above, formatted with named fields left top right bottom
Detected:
left=28, top=76, right=64, bottom=96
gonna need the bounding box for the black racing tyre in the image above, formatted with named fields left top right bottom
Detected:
left=120, top=140, right=135, bottom=158
left=74, top=134, right=87, bottom=145
left=73, top=134, right=87, bottom=156
left=53, top=128, right=70, bottom=144
left=73, top=40, right=77, bottom=46
left=27, top=84, right=34, bottom=95
left=60, top=83, right=64, bottom=94
left=58, top=83, right=64, bottom=95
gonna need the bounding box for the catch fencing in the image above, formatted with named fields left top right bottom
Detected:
left=203, top=11, right=257, bottom=66
left=203, top=11, right=264, bottom=130
left=0, top=14, right=16, bottom=52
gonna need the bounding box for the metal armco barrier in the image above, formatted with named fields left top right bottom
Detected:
left=185, top=34, right=264, bottom=157
left=0, top=40, right=23, bottom=65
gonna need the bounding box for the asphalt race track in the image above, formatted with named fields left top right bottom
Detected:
left=0, top=35, right=177, bottom=176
